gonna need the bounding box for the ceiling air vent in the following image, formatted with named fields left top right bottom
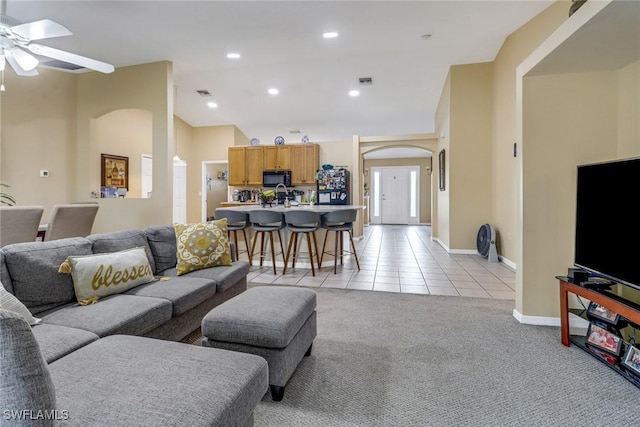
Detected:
left=359, top=77, right=373, bottom=85
left=41, top=59, right=87, bottom=72
left=289, top=130, right=301, bottom=134
left=196, top=89, right=212, bottom=97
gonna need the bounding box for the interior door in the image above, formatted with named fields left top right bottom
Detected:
left=173, top=159, right=187, bottom=224
left=381, top=168, right=410, bottom=224
left=140, top=154, right=153, bottom=198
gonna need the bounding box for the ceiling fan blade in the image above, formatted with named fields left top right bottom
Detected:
left=4, top=50, right=39, bottom=76
left=9, top=19, right=72, bottom=40
left=9, top=46, right=38, bottom=70
left=26, top=43, right=114, bottom=73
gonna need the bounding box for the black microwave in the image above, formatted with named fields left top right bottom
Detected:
left=263, top=170, right=292, bottom=187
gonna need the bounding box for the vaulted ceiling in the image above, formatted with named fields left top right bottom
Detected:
left=6, top=1, right=554, bottom=143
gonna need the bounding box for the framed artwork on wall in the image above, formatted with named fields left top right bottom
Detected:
left=101, top=154, right=129, bottom=189
left=438, top=149, right=445, bottom=191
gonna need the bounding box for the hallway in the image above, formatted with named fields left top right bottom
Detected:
left=247, top=224, right=516, bottom=300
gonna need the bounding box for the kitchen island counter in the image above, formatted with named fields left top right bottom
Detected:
left=216, top=204, right=365, bottom=213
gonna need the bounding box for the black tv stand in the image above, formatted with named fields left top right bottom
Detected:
left=580, top=281, right=612, bottom=290
left=557, top=276, right=640, bottom=389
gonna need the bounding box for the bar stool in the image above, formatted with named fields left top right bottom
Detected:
left=249, top=210, right=286, bottom=274
left=282, top=210, right=322, bottom=276
left=214, top=209, right=252, bottom=263
left=320, top=209, right=361, bottom=274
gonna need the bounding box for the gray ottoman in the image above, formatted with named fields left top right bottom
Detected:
left=201, top=286, right=317, bottom=401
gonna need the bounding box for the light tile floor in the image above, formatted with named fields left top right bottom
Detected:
left=243, top=224, right=516, bottom=300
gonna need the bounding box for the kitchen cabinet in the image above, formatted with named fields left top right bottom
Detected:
left=291, top=144, right=319, bottom=185
left=228, top=146, right=263, bottom=186
left=263, top=146, right=291, bottom=170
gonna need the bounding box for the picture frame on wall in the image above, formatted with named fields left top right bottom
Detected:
left=101, top=153, right=129, bottom=189
left=438, top=149, right=445, bottom=191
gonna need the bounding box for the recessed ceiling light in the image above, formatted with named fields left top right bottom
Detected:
left=268, top=88, right=279, bottom=95
left=226, top=53, right=241, bottom=59
left=323, top=32, right=338, bottom=39
left=348, top=90, right=360, bottom=97
left=207, top=102, right=218, bottom=108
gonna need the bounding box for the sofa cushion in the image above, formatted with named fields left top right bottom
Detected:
left=60, top=247, right=155, bottom=303
left=0, top=237, right=92, bottom=314
left=1, top=279, right=40, bottom=325
left=124, top=276, right=217, bottom=316
left=87, top=229, right=156, bottom=274
left=39, top=294, right=172, bottom=337
left=144, top=224, right=177, bottom=273
left=31, top=323, right=99, bottom=364
left=161, top=260, right=250, bottom=293
left=174, top=219, right=232, bottom=276
left=49, top=335, right=268, bottom=427
left=0, top=309, right=56, bottom=423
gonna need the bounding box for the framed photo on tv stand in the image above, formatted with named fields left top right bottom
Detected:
left=586, top=322, right=624, bottom=357
left=587, top=302, right=627, bottom=329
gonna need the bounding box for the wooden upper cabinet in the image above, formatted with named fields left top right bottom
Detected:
left=291, top=144, right=319, bottom=185
left=228, top=146, right=263, bottom=186
left=263, top=146, right=291, bottom=170
left=245, top=147, right=264, bottom=185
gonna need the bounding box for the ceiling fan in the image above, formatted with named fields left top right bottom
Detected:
left=0, top=0, right=114, bottom=78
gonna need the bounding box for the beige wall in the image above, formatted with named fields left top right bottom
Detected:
left=184, top=124, right=247, bottom=223
left=449, top=62, right=493, bottom=251
left=0, top=68, right=77, bottom=222
left=435, top=74, right=451, bottom=245
left=522, top=71, right=619, bottom=317
left=94, top=109, right=153, bottom=198
left=492, top=1, right=569, bottom=262
left=618, top=60, right=640, bottom=157
left=76, top=61, right=174, bottom=233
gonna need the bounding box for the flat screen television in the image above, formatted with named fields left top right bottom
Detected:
left=574, top=157, right=640, bottom=291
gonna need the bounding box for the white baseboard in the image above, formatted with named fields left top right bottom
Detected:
left=433, top=238, right=517, bottom=271
left=513, top=308, right=590, bottom=331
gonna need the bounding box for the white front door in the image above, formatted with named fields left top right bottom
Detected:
left=370, top=166, right=420, bottom=225
left=381, top=167, right=409, bottom=224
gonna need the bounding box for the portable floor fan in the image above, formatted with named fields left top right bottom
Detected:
left=477, top=224, right=498, bottom=262
left=0, top=0, right=114, bottom=77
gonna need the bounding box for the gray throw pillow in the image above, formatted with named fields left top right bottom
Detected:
left=0, top=309, right=56, bottom=425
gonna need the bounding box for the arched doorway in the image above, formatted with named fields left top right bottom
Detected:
left=362, top=146, right=432, bottom=225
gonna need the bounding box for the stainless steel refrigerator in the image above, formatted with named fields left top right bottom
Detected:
left=316, top=168, right=350, bottom=205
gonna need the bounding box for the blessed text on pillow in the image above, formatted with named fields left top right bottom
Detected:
left=59, top=247, right=154, bottom=303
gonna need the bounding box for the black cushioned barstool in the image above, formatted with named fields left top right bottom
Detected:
left=320, top=209, right=361, bottom=274
left=215, top=209, right=252, bottom=264
left=282, top=210, right=322, bottom=277
left=249, top=210, right=286, bottom=274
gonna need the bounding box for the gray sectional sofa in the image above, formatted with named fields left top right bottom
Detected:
left=0, top=224, right=268, bottom=426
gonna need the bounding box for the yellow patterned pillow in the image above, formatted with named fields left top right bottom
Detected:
left=59, top=247, right=154, bottom=303
left=174, top=219, right=232, bottom=276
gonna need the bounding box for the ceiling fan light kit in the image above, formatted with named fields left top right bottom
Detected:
left=0, top=0, right=114, bottom=89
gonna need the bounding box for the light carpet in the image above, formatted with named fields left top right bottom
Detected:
left=252, top=287, right=637, bottom=426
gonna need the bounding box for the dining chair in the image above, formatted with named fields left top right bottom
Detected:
left=0, top=206, right=45, bottom=247
left=43, top=204, right=100, bottom=241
